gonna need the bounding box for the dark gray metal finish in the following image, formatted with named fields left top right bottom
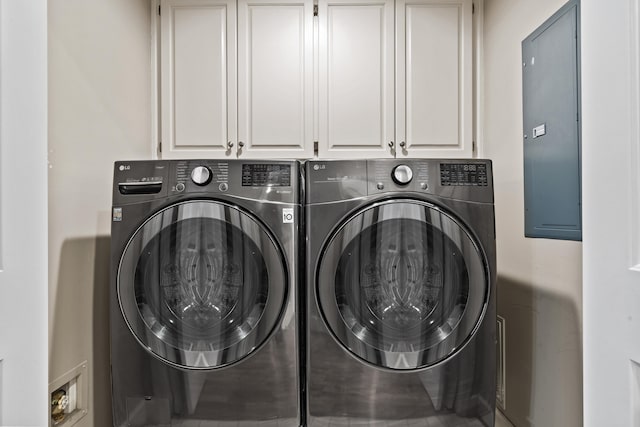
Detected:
left=316, top=199, right=488, bottom=371
left=114, top=160, right=298, bottom=205
left=304, top=159, right=496, bottom=426
left=110, top=160, right=300, bottom=426
left=117, top=201, right=287, bottom=370
left=522, top=0, right=582, bottom=240
left=306, top=159, right=494, bottom=204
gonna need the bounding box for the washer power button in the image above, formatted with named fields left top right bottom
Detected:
left=392, top=164, right=413, bottom=185
left=191, top=166, right=212, bottom=186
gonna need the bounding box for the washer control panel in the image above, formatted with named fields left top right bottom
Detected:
left=114, top=160, right=298, bottom=204
left=170, top=160, right=296, bottom=203
left=241, top=163, right=291, bottom=187
left=172, top=161, right=229, bottom=194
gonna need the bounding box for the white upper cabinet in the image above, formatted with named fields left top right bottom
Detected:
left=160, top=0, right=312, bottom=159
left=318, top=0, right=473, bottom=158
left=396, top=0, right=473, bottom=158
left=318, top=0, right=395, bottom=158
left=157, top=0, right=474, bottom=159
left=160, top=0, right=237, bottom=159
left=237, top=0, right=314, bottom=158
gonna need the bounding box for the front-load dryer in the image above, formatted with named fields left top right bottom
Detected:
left=110, top=160, right=301, bottom=426
left=305, top=159, right=496, bottom=427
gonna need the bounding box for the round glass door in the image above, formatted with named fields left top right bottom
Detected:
left=317, top=199, right=489, bottom=370
left=118, top=200, right=287, bottom=370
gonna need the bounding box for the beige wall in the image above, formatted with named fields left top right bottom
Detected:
left=48, top=1, right=152, bottom=426
left=483, top=0, right=583, bottom=426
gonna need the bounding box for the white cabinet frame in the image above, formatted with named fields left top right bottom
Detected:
left=317, top=0, right=396, bottom=159
left=152, top=0, right=477, bottom=160
left=160, top=0, right=237, bottom=159
left=237, top=0, right=314, bottom=158
left=396, top=0, right=473, bottom=158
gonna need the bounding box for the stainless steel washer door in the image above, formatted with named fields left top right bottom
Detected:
left=317, top=199, right=489, bottom=370
left=118, top=200, right=287, bottom=370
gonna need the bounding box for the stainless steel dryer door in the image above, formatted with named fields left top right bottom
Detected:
left=317, top=199, right=489, bottom=370
left=118, top=200, right=287, bottom=370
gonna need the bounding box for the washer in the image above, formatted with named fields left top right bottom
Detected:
left=304, top=159, right=496, bottom=427
left=110, top=160, right=301, bottom=426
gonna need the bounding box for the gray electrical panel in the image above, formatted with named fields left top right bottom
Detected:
left=522, top=0, right=581, bottom=241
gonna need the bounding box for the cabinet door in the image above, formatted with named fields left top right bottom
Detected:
left=160, top=0, right=237, bottom=159
left=396, top=0, right=473, bottom=158
left=237, top=0, right=314, bottom=158
left=318, top=0, right=395, bottom=158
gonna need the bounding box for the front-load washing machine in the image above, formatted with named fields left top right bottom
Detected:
left=110, top=160, right=301, bottom=426
left=305, top=159, right=496, bottom=427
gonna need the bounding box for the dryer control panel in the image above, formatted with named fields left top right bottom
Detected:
left=440, top=163, right=489, bottom=187
left=306, top=159, right=493, bottom=204
left=368, top=160, right=430, bottom=194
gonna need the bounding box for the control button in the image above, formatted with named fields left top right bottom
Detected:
left=219, top=182, right=229, bottom=192
left=420, top=182, right=428, bottom=190
left=191, top=166, right=212, bottom=186
left=175, top=182, right=185, bottom=192
left=392, top=164, right=413, bottom=185
left=376, top=182, right=385, bottom=190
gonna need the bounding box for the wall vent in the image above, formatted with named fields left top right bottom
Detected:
left=632, top=359, right=640, bottom=426
left=0, top=359, right=3, bottom=420
left=496, top=315, right=506, bottom=410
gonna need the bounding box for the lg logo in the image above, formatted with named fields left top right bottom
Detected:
left=313, top=164, right=326, bottom=171
left=119, top=165, right=131, bottom=171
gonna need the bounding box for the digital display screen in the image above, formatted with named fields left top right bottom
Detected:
left=440, top=163, right=488, bottom=186
left=242, top=164, right=291, bottom=187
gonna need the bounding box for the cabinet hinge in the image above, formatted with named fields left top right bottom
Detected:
left=472, top=140, right=476, bottom=153
left=472, top=3, right=475, bottom=14
left=158, top=141, right=162, bottom=154
left=313, top=5, right=318, bottom=16
left=158, top=5, right=161, bottom=15
left=313, top=141, right=319, bottom=156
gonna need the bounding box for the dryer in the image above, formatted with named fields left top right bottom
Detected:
left=304, top=159, right=496, bottom=427
left=110, top=160, right=301, bottom=426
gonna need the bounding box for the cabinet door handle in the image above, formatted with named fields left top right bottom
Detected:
left=399, top=141, right=406, bottom=148
left=227, top=141, right=234, bottom=149
left=238, top=141, right=245, bottom=148
left=388, top=141, right=394, bottom=148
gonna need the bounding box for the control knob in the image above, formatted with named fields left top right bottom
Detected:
left=391, top=164, right=413, bottom=185
left=191, top=166, right=212, bottom=186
